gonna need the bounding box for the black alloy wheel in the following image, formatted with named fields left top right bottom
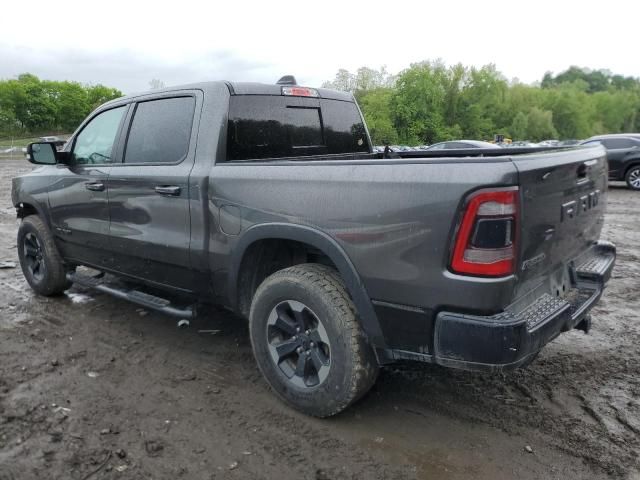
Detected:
left=22, top=232, right=46, bottom=282
left=266, top=299, right=331, bottom=388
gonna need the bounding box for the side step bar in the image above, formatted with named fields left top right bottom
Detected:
left=67, top=271, right=196, bottom=318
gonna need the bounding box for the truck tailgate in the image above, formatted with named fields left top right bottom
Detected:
left=512, top=145, right=609, bottom=299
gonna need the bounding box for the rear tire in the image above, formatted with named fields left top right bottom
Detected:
left=17, top=216, right=72, bottom=296
left=626, top=165, right=640, bottom=190
left=249, top=264, right=379, bottom=417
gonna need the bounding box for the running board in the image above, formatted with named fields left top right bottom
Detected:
left=67, top=271, right=195, bottom=318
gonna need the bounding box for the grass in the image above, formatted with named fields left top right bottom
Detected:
left=0, top=153, right=26, bottom=160
left=0, top=137, right=40, bottom=147
left=0, top=134, right=72, bottom=159
left=0, top=134, right=72, bottom=147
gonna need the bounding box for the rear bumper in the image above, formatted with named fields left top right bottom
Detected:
left=389, top=241, right=616, bottom=371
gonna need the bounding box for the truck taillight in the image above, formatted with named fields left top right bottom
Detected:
left=450, top=188, right=519, bottom=277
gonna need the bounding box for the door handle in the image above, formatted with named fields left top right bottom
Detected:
left=85, top=181, right=105, bottom=192
left=154, top=185, right=181, bottom=196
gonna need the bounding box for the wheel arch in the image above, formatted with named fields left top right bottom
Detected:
left=14, top=197, right=52, bottom=226
left=624, top=159, right=640, bottom=177
left=229, top=223, right=387, bottom=353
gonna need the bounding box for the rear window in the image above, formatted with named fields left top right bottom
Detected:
left=226, top=95, right=369, bottom=161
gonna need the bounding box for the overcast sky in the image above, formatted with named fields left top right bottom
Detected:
left=1, top=0, right=638, bottom=94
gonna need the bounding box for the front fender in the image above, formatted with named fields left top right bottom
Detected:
left=12, top=176, right=52, bottom=227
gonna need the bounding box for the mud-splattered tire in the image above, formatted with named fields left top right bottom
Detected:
left=17, top=216, right=72, bottom=296
left=249, top=264, right=379, bottom=417
left=625, top=165, right=640, bottom=191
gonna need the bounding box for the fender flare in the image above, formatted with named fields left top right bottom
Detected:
left=228, top=223, right=387, bottom=351
left=14, top=195, right=52, bottom=228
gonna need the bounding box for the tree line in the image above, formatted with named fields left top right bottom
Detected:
left=322, top=62, right=640, bottom=145
left=2, top=65, right=638, bottom=144
left=0, top=73, right=122, bottom=137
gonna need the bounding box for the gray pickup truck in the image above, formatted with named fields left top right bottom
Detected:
left=12, top=78, right=615, bottom=417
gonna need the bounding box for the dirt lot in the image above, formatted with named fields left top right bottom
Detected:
left=0, top=158, right=638, bottom=480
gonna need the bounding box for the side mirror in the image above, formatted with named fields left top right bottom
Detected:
left=26, top=142, right=71, bottom=165
left=26, top=142, right=57, bottom=165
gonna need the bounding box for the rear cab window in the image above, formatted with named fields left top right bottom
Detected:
left=226, top=95, right=370, bottom=161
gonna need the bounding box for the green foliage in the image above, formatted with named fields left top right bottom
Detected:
left=525, top=107, right=558, bottom=141
left=510, top=112, right=528, bottom=140
left=540, top=66, right=636, bottom=93
left=325, top=64, right=640, bottom=145
left=391, top=61, right=449, bottom=144
left=87, top=85, right=123, bottom=111
left=358, top=88, right=398, bottom=144
left=0, top=73, right=122, bottom=136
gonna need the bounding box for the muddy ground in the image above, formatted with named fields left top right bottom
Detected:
left=0, top=158, right=638, bottom=480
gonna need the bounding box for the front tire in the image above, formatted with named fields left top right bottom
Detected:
left=249, top=264, right=379, bottom=417
left=17, top=216, right=72, bottom=296
left=626, top=165, right=640, bottom=190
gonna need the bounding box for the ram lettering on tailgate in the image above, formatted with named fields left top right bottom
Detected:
left=561, top=190, right=600, bottom=222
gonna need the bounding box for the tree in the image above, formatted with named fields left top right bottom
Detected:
left=358, top=88, right=398, bottom=144
left=55, top=81, right=90, bottom=131
left=458, top=65, right=508, bottom=138
left=391, top=60, right=450, bottom=144
left=14, top=74, right=57, bottom=131
left=526, top=107, right=557, bottom=141
left=0, top=73, right=123, bottom=136
left=510, top=111, right=528, bottom=140
left=87, top=85, right=122, bottom=110
left=322, top=67, right=395, bottom=101
left=546, top=85, right=592, bottom=139
left=322, top=69, right=356, bottom=93
left=327, top=61, right=640, bottom=146
left=0, top=107, right=18, bottom=134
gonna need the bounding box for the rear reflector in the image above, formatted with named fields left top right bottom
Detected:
left=450, top=188, right=519, bottom=277
left=282, top=86, right=319, bottom=98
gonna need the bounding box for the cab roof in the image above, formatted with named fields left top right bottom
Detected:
left=102, top=80, right=354, bottom=109
left=226, top=82, right=353, bottom=101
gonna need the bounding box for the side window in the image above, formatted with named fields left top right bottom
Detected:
left=72, top=106, right=126, bottom=164
left=124, top=97, right=195, bottom=164
left=610, top=139, right=634, bottom=149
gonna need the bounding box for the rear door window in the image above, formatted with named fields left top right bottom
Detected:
left=124, top=96, right=195, bottom=164
left=227, top=95, right=369, bottom=161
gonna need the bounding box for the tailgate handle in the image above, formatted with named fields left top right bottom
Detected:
left=577, top=163, right=588, bottom=179
left=577, top=159, right=598, bottom=181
